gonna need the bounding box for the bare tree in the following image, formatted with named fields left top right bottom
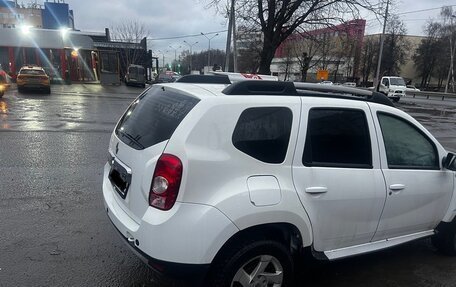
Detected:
left=206, top=0, right=380, bottom=74
left=413, top=22, right=442, bottom=89
left=110, top=20, right=150, bottom=75
left=360, top=36, right=377, bottom=86
left=292, top=35, right=321, bottom=82
left=441, top=6, right=456, bottom=93
left=280, top=43, right=294, bottom=80
left=380, top=14, right=409, bottom=76
left=236, top=26, right=262, bottom=72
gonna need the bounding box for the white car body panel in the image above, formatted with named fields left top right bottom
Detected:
left=164, top=95, right=314, bottom=247
left=103, top=166, right=239, bottom=264
left=368, top=103, right=454, bottom=240
left=292, top=98, right=386, bottom=251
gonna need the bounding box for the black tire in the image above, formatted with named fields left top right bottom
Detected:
left=207, top=240, right=294, bottom=287
left=432, top=222, right=456, bottom=256
left=18, top=86, right=24, bottom=93
left=0, top=91, right=3, bottom=98
left=393, top=98, right=400, bottom=103
left=45, top=87, right=51, bottom=94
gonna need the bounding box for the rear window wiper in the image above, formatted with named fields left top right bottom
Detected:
left=117, top=130, right=145, bottom=149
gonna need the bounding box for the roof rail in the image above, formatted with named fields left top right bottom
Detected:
left=222, top=80, right=393, bottom=106
left=176, top=74, right=231, bottom=84
left=222, top=80, right=298, bottom=96
left=294, top=82, right=394, bottom=107
left=297, top=89, right=394, bottom=107
left=294, top=82, right=371, bottom=96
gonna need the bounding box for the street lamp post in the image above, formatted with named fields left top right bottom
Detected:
left=183, top=40, right=198, bottom=73
left=201, top=32, right=219, bottom=67
left=169, top=45, right=181, bottom=72
left=156, top=50, right=167, bottom=72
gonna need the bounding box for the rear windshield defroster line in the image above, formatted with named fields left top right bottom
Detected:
left=115, top=87, right=200, bottom=150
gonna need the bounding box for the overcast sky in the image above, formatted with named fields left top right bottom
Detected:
left=64, top=0, right=455, bottom=63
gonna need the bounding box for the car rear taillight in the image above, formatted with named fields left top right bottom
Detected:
left=149, top=154, right=182, bottom=211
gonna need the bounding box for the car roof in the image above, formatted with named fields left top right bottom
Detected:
left=156, top=83, right=227, bottom=99
left=156, top=81, right=394, bottom=107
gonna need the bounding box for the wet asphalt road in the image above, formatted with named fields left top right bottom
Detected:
left=1, top=87, right=456, bottom=287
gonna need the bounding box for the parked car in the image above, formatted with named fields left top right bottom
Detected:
left=406, top=85, right=420, bottom=92
left=17, top=65, right=51, bottom=94
left=0, top=70, right=10, bottom=98
left=343, top=82, right=356, bottom=87
left=125, top=65, right=146, bottom=88
left=153, top=71, right=180, bottom=84
left=320, top=80, right=333, bottom=85
left=103, top=76, right=456, bottom=287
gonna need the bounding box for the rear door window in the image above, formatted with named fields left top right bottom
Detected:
left=116, top=87, right=199, bottom=150
left=303, top=108, right=372, bottom=168
left=232, top=107, right=293, bottom=164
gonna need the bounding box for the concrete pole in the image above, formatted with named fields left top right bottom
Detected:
left=374, top=0, right=389, bottom=89
left=224, top=1, right=234, bottom=72
left=232, top=0, right=238, bottom=73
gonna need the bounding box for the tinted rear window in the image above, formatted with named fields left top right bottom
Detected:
left=116, top=87, right=199, bottom=150
left=20, top=69, right=46, bottom=75
left=232, top=107, right=293, bottom=164
left=303, top=108, right=372, bottom=168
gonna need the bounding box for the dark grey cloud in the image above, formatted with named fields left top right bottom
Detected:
left=65, top=0, right=228, bottom=60
left=64, top=0, right=454, bottom=62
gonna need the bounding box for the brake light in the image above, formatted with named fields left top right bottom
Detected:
left=149, top=154, right=182, bottom=210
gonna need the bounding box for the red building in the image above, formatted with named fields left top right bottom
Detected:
left=275, top=19, right=366, bottom=81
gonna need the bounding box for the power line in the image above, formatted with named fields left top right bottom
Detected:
left=147, top=30, right=228, bottom=41
left=365, top=4, right=456, bottom=22
left=397, top=5, right=456, bottom=15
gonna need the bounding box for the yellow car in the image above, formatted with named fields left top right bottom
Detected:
left=0, top=71, right=9, bottom=98
left=17, top=66, right=51, bottom=94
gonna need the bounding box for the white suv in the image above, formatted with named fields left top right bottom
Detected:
left=103, top=75, right=456, bottom=287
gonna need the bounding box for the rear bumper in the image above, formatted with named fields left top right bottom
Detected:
left=102, top=163, right=238, bottom=270
left=18, top=83, right=50, bottom=89
left=107, top=212, right=210, bottom=281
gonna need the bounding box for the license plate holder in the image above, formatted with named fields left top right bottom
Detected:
left=108, top=159, right=132, bottom=199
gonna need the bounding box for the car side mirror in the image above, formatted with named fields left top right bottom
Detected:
left=443, top=152, right=456, bottom=171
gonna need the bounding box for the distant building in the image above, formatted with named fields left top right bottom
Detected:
left=271, top=19, right=366, bottom=82
left=0, top=27, right=152, bottom=84
left=42, top=1, right=74, bottom=30
left=0, top=0, right=75, bottom=30
left=0, top=0, right=43, bottom=29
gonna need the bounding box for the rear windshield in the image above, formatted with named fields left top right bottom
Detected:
left=20, top=69, right=46, bottom=75
left=129, top=67, right=143, bottom=74
left=115, top=87, right=199, bottom=150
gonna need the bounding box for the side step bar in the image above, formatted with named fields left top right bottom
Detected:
left=319, top=230, right=434, bottom=261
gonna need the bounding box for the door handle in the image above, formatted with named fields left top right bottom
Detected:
left=389, top=184, right=405, bottom=191
left=305, top=187, right=328, bottom=194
